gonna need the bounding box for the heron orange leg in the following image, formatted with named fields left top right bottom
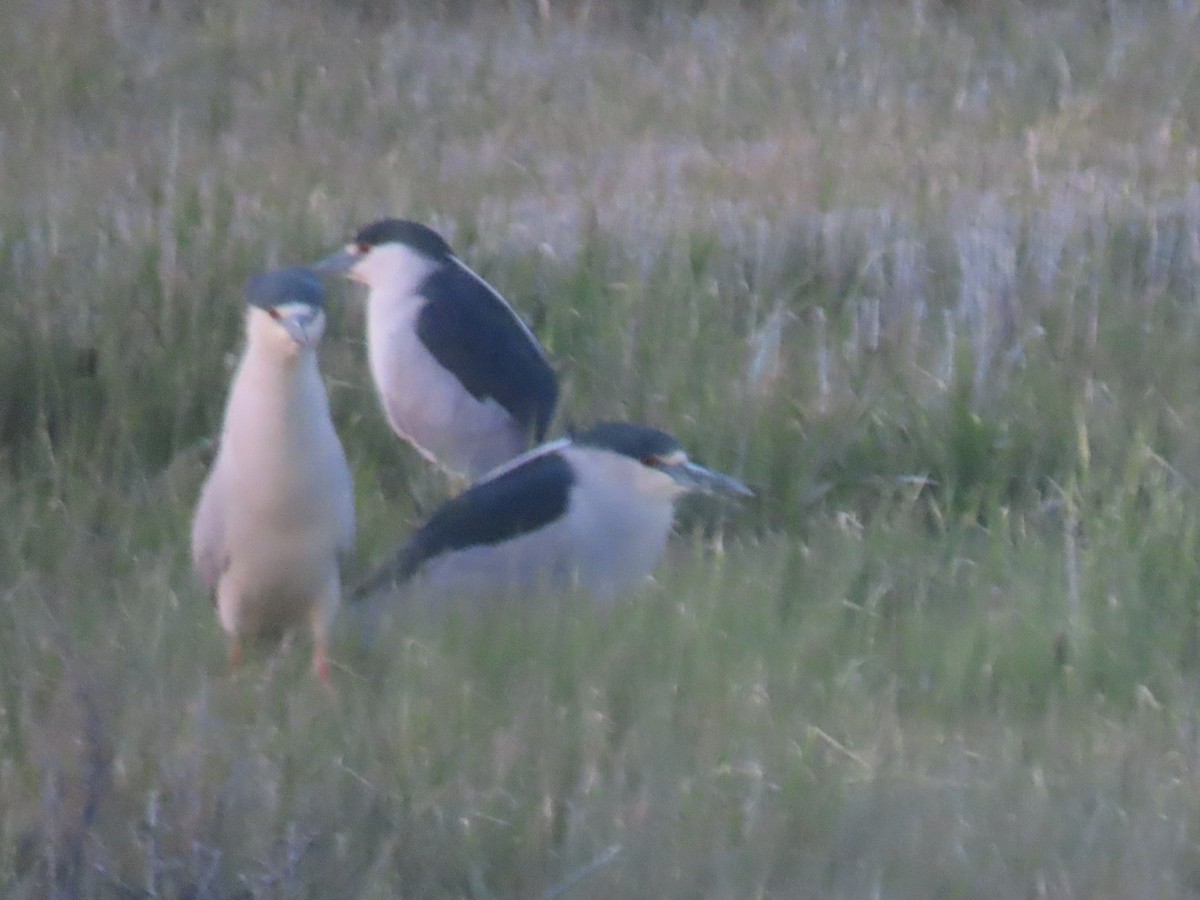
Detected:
left=313, top=643, right=331, bottom=685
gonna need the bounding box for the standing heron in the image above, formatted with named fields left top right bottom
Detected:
left=315, top=218, right=558, bottom=480
left=191, top=268, right=355, bottom=683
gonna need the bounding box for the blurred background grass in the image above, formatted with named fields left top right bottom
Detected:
left=4, top=0, right=1200, bottom=895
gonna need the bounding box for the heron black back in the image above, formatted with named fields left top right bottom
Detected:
left=350, top=450, right=574, bottom=599
left=415, top=263, right=559, bottom=441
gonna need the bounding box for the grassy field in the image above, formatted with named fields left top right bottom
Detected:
left=4, top=0, right=1200, bottom=895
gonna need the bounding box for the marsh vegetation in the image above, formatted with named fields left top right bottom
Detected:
left=4, top=0, right=1200, bottom=895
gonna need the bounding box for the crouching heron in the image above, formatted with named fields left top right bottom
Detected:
left=352, top=422, right=749, bottom=606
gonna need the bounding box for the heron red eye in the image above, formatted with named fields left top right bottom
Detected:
left=267, top=307, right=282, bottom=320
left=641, top=455, right=660, bottom=468
left=356, top=242, right=370, bottom=255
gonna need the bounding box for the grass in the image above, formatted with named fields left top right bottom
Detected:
left=4, top=0, right=1200, bottom=895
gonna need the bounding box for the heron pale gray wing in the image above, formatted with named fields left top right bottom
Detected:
left=191, top=466, right=229, bottom=591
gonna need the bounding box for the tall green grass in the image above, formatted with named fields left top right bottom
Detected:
left=4, top=0, right=1200, bottom=895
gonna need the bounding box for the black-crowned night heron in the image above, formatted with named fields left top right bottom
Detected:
left=314, top=218, right=559, bottom=481
left=351, top=422, right=750, bottom=605
left=191, top=267, right=355, bottom=683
